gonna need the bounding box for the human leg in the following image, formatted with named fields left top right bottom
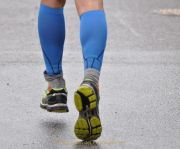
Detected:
left=38, top=0, right=66, bottom=76
left=74, top=0, right=107, bottom=140
left=38, top=0, right=69, bottom=112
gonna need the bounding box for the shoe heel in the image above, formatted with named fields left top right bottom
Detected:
left=74, top=86, right=97, bottom=111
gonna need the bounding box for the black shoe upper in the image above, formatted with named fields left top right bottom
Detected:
left=47, top=89, right=67, bottom=105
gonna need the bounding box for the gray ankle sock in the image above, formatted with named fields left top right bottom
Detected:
left=84, top=68, right=100, bottom=84
left=44, top=72, right=65, bottom=89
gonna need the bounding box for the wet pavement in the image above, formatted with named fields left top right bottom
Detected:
left=0, top=0, right=180, bottom=148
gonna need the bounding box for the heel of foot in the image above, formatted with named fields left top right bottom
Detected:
left=78, top=86, right=94, bottom=97
left=74, top=86, right=97, bottom=111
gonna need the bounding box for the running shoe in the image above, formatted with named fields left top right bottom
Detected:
left=40, top=86, right=69, bottom=113
left=74, top=79, right=102, bottom=140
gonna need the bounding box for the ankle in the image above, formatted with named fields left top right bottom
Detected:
left=44, top=71, right=65, bottom=89
left=84, top=68, right=100, bottom=84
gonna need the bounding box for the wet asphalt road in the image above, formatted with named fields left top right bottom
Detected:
left=0, top=0, right=180, bottom=148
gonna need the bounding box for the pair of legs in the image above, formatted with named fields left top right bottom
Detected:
left=38, top=0, right=107, bottom=141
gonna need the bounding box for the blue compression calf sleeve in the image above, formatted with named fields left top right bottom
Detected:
left=80, top=10, right=107, bottom=72
left=38, top=4, right=65, bottom=76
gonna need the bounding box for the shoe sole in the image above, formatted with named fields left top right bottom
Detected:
left=74, top=86, right=102, bottom=140
left=40, top=103, right=69, bottom=113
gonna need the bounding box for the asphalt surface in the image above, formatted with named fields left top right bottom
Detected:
left=0, top=0, right=180, bottom=149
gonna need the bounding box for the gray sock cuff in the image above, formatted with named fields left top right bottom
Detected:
left=84, top=68, right=100, bottom=84
left=44, top=72, right=63, bottom=82
left=44, top=72, right=65, bottom=89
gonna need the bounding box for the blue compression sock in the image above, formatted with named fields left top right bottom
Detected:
left=38, top=4, right=65, bottom=76
left=80, top=10, right=107, bottom=72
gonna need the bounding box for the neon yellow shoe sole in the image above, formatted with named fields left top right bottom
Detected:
left=74, top=82, right=102, bottom=140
